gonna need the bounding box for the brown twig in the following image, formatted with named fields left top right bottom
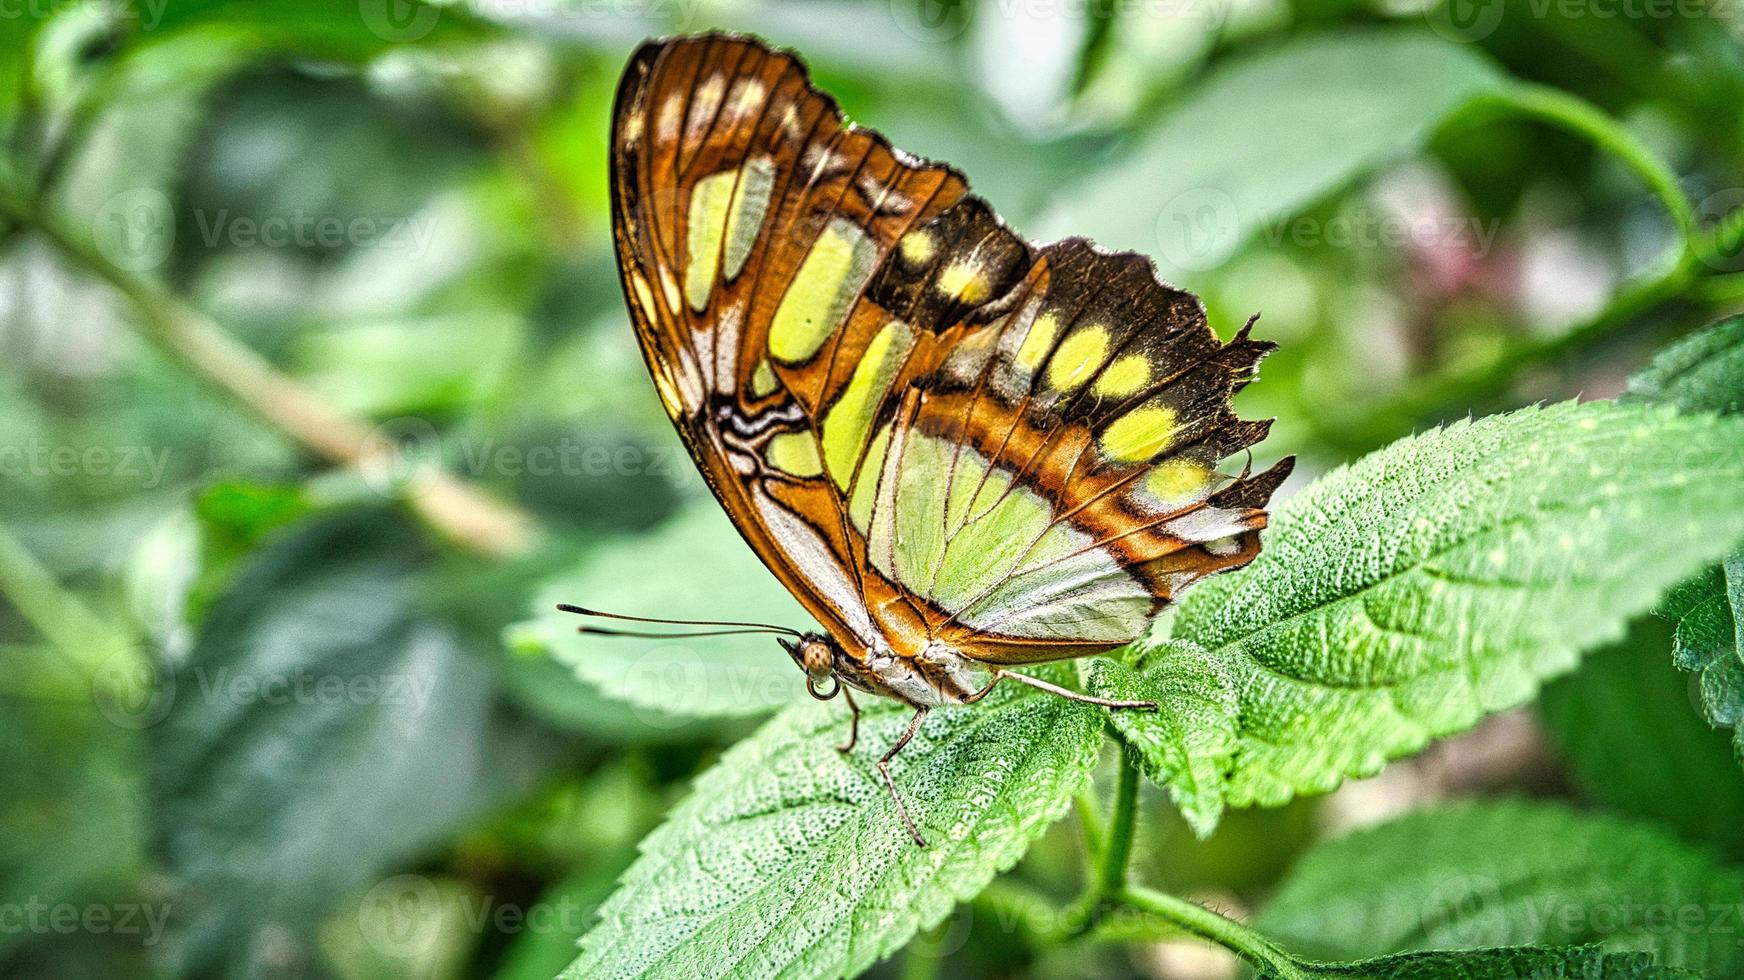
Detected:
left=16, top=200, right=538, bottom=559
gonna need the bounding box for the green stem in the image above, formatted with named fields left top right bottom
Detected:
left=1117, top=885, right=1310, bottom=980
left=1039, top=751, right=1144, bottom=945
left=1314, top=265, right=1693, bottom=452
left=0, top=524, right=143, bottom=701
left=1074, top=785, right=1105, bottom=859
left=1094, top=751, right=1140, bottom=898
left=1455, top=83, right=1693, bottom=252
left=1692, top=271, right=1744, bottom=306
left=899, top=948, right=943, bottom=980
left=1307, top=84, right=1722, bottom=453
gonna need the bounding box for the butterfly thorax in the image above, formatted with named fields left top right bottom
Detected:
left=782, top=632, right=989, bottom=707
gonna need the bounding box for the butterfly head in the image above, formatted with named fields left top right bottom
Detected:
left=780, top=633, right=851, bottom=700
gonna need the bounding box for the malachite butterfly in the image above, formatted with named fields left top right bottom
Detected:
left=591, top=32, right=1291, bottom=845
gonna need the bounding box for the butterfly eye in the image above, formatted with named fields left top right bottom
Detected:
left=798, top=638, right=835, bottom=677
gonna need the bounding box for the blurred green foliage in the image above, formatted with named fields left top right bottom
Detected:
left=2, top=0, right=1743, bottom=977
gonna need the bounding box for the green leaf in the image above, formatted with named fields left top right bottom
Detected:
left=565, top=667, right=1104, bottom=979
left=150, top=509, right=552, bottom=976
left=1627, top=318, right=1744, bottom=753
left=492, top=639, right=722, bottom=742
left=1255, top=800, right=1744, bottom=976
left=1293, top=945, right=1699, bottom=979
left=1728, top=554, right=1744, bottom=664
left=1659, top=567, right=1737, bottom=672
left=1538, top=619, right=1744, bottom=861
left=1170, top=401, right=1744, bottom=809
left=1081, top=643, right=1236, bottom=837
left=1622, top=316, right=1744, bottom=417
left=508, top=503, right=811, bottom=721
left=1044, top=29, right=1503, bottom=279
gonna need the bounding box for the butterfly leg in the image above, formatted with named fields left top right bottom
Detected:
left=879, top=707, right=930, bottom=848
left=837, top=687, right=861, bottom=754
left=963, top=670, right=1157, bottom=711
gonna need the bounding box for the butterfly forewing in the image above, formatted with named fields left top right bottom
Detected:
left=610, top=33, right=1292, bottom=668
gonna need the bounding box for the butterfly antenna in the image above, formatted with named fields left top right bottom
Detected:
left=577, top=625, right=799, bottom=640
left=556, top=603, right=803, bottom=638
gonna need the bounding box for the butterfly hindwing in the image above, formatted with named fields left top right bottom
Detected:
left=611, top=33, right=1291, bottom=666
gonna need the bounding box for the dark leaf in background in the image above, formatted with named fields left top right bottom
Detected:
left=1539, top=619, right=1744, bottom=861
left=1628, top=317, right=1744, bottom=763
left=1256, top=800, right=1744, bottom=976
left=1623, top=316, right=1744, bottom=417
left=510, top=502, right=811, bottom=722
left=149, top=508, right=553, bottom=977
left=1042, top=29, right=1503, bottom=280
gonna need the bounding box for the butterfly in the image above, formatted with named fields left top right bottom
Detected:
left=591, top=32, right=1291, bottom=846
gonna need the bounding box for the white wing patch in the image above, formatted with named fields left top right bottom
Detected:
left=750, top=486, right=878, bottom=647
left=862, top=429, right=1151, bottom=641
